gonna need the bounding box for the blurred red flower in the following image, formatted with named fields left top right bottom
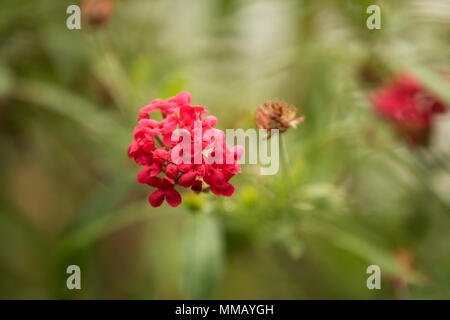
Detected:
left=371, top=73, right=447, bottom=146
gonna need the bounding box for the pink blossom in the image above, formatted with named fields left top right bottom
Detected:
left=128, top=91, right=243, bottom=207
left=371, top=73, right=447, bottom=146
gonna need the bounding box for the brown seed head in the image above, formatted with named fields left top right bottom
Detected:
left=255, top=100, right=305, bottom=138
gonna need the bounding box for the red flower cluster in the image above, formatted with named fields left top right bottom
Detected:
left=371, top=73, right=447, bottom=146
left=128, top=91, right=243, bottom=207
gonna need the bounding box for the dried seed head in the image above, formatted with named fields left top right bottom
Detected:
left=255, top=100, right=305, bottom=138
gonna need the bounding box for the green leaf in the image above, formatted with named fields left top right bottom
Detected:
left=57, top=177, right=137, bottom=254
left=12, top=79, right=127, bottom=138
left=181, top=214, right=224, bottom=299
left=312, top=222, right=425, bottom=285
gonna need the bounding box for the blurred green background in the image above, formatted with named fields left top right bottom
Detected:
left=0, top=0, right=449, bottom=299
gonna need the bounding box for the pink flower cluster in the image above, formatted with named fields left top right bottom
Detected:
left=128, top=91, right=243, bottom=207
left=371, top=73, right=447, bottom=146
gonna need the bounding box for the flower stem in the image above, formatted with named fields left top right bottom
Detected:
left=280, top=134, right=291, bottom=174
left=154, top=135, right=168, bottom=148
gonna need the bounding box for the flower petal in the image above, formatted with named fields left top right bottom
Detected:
left=137, top=166, right=151, bottom=184
left=165, top=189, right=182, bottom=207
left=178, top=170, right=197, bottom=187
left=202, top=116, right=217, bottom=128
left=148, top=190, right=165, bottom=207
left=165, top=164, right=179, bottom=179
left=220, top=182, right=235, bottom=197
left=127, top=140, right=139, bottom=157
left=147, top=176, right=162, bottom=188
left=169, top=91, right=191, bottom=106
left=153, top=147, right=168, bottom=164
left=233, top=145, right=244, bottom=161
left=148, top=163, right=162, bottom=176
left=191, top=180, right=202, bottom=192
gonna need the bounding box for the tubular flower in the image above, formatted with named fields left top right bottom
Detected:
left=371, top=73, right=447, bottom=146
left=128, top=91, right=243, bottom=208
left=255, top=100, right=305, bottom=138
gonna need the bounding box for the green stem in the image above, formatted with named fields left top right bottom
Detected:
left=280, top=134, right=291, bottom=174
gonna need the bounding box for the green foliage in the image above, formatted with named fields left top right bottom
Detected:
left=182, top=214, right=224, bottom=299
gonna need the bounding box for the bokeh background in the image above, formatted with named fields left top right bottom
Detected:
left=1, top=0, right=450, bottom=299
